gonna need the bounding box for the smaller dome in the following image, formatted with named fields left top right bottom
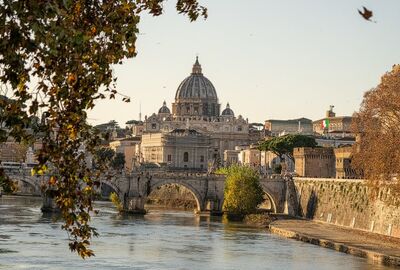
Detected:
left=158, top=101, right=171, bottom=114
left=221, top=103, right=234, bottom=117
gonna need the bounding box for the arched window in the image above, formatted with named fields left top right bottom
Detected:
left=183, top=152, right=189, bottom=162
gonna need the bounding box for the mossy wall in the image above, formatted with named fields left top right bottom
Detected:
left=293, top=178, right=400, bottom=238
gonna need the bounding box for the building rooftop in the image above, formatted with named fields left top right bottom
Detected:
left=265, top=117, right=312, bottom=123
left=313, top=116, right=353, bottom=123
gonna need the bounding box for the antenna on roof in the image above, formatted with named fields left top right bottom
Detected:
left=139, top=102, right=142, bottom=121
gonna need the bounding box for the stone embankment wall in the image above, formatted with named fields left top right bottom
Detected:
left=293, top=178, right=400, bottom=238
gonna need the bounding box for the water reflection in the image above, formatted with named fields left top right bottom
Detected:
left=0, top=196, right=395, bottom=270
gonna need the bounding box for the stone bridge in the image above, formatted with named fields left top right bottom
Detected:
left=5, top=169, right=295, bottom=215
left=6, top=169, right=45, bottom=196
left=114, top=171, right=290, bottom=213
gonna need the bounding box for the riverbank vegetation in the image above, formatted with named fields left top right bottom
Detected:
left=352, top=65, right=400, bottom=203
left=109, top=192, right=123, bottom=212
left=218, top=165, right=264, bottom=220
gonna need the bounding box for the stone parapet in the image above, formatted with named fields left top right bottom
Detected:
left=293, top=177, right=400, bottom=238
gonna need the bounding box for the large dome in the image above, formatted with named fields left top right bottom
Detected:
left=175, top=57, right=218, bottom=101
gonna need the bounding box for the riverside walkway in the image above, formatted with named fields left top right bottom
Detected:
left=269, top=219, right=400, bottom=267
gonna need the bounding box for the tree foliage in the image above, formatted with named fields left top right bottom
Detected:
left=111, top=152, right=125, bottom=170
left=0, top=168, right=18, bottom=193
left=94, top=147, right=115, bottom=167
left=94, top=148, right=125, bottom=170
left=94, top=120, right=120, bottom=131
left=352, top=65, right=400, bottom=197
left=258, top=134, right=317, bottom=161
left=0, top=0, right=206, bottom=258
left=220, top=165, right=264, bottom=216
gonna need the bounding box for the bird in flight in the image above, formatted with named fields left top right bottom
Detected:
left=358, top=6, right=376, bottom=22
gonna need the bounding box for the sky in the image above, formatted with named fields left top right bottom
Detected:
left=88, top=0, right=400, bottom=126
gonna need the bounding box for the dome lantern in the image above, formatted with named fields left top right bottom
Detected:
left=192, top=56, right=202, bottom=74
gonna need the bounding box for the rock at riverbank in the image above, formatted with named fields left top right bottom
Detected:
left=243, top=213, right=276, bottom=228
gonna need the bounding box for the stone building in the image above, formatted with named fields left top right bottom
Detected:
left=294, top=146, right=359, bottom=178
left=264, top=118, right=313, bottom=137
left=334, top=146, right=359, bottom=179
left=0, top=139, right=28, bottom=163
left=260, top=151, right=295, bottom=174
left=126, top=120, right=144, bottom=137
left=313, top=106, right=353, bottom=137
left=141, top=129, right=210, bottom=170
left=223, top=149, right=240, bottom=166
left=293, top=147, right=336, bottom=178
left=109, top=137, right=141, bottom=171
left=140, top=57, right=253, bottom=168
left=315, top=136, right=355, bottom=148
left=238, top=148, right=261, bottom=167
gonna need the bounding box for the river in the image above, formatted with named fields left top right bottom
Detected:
left=0, top=196, right=393, bottom=270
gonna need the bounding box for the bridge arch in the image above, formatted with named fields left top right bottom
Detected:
left=260, top=192, right=277, bottom=213
left=148, top=179, right=203, bottom=212
left=10, top=176, right=41, bottom=193
left=260, top=185, right=280, bottom=214
left=99, top=180, right=120, bottom=197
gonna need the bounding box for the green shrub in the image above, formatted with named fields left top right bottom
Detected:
left=109, top=192, right=123, bottom=212
left=220, top=165, right=264, bottom=217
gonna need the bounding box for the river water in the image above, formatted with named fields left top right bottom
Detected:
left=0, top=196, right=393, bottom=270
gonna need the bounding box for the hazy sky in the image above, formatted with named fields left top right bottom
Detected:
left=88, top=0, right=400, bottom=126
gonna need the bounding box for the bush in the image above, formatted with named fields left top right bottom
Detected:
left=220, top=165, right=264, bottom=218
left=109, top=192, right=123, bottom=212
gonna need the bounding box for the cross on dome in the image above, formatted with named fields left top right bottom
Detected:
left=192, top=56, right=202, bottom=74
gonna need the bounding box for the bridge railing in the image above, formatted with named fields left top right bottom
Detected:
left=260, top=174, right=286, bottom=180
left=138, top=171, right=212, bottom=178
left=4, top=168, right=35, bottom=177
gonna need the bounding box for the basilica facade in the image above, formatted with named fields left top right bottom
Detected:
left=140, top=57, right=252, bottom=170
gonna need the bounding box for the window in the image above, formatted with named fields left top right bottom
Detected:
left=167, top=155, right=172, bottom=162
left=238, top=126, right=242, bottom=131
left=183, top=152, right=189, bottom=162
left=151, top=123, right=157, bottom=129
left=200, top=155, right=204, bottom=162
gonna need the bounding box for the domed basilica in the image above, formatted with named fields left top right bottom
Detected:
left=140, top=57, right=253, bottom=170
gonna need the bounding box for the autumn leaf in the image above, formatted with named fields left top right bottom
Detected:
left=49, top=176, right=57, bottom=186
